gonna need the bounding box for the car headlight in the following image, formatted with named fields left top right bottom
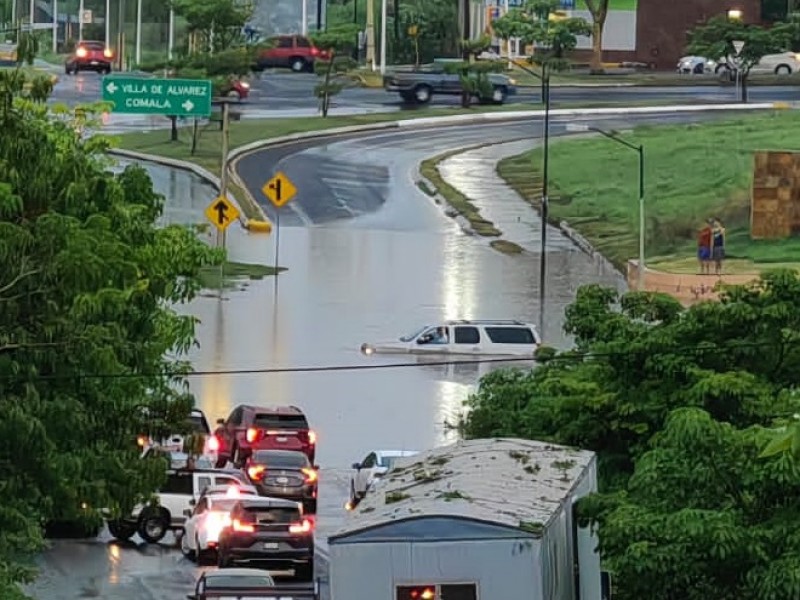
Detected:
left=508, top=77, right=517, bottom=85
left=240, top=81, right=250, bottom=89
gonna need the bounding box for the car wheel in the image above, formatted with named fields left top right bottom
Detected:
left=413, top=85, right=432, bottom=104
left=137, top=507, right=170, bottom=544
left=107, top=519, right=137, bottom=541
left=491, top=85, right=507, bottom=104
left=295, top=561, right=314, bottom=582
left=290, top=58, right=307, bottom=72
left=693, top=63, right=704, bottom=75
left=180, top=531, right=196, bottom=560
left=775, top=64, right=792, bottom=75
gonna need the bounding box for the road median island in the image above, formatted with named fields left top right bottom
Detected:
left=496, top=110, right=800, bottom=274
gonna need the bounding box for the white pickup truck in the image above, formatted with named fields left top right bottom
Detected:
left=107, top=467, right=249, bottom=543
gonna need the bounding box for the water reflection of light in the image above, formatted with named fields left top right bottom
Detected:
left=199, top=298, right=233, bottom=421
left=435, top=379, right=474, bottom=445
left=441, top=239, right=477, bottom=321
left=107, top=543, right=120, bottom=585
left=268, top=284, right=291, bottom=406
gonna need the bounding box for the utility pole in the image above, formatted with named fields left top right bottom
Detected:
left=77, top=0, right=83, bottom=39
left=135, top=0, right=141, bottom=65
left=301, top=0, right=307, bottom=36
left=379, top=0, right=386, bottom=74
left=538, top=66, right=550, bottom=338
left=218, top=100, right=231, bottom=296
left=168, top=7, right=174, bottom=60
left=52, top=0, right=57, bottom=52
left=366, top=0, right=374, bottom=71
left=105, top=0, right=110, bottom=45
left=29, top=0, right=33, bottom=29
left=117, top=0, right=125, bottom=70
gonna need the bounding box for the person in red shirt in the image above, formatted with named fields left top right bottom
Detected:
left=697, top=220, right=712, bottom=274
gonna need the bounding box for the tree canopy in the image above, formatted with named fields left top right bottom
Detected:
left=461, top=271, right=800, bottom=599
left=0, top=67, right=220, bottom=595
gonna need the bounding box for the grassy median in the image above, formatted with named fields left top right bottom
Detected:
left=497, top=110, right=800, bottom=272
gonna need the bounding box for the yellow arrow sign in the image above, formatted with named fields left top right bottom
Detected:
left=262, top=171, right=298, bottom=208
left=205, top=195, right=240, bottom=232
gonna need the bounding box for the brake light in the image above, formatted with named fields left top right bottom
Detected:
left=247, top=465, right=266, bottom=481
left=232, top=519, right=255, bottom=532
left=301, top=467, right=318, bottom=483
left=246, top=428, right=261, bottom=443
left=137, top=435, right=148, bottom=447
left=76, top=47, right=87, bottom=58
left=207, top=435, right=220, bottom=451
left=308, top=430, right=317, bottom=445
left=103, top=48, right=113, bottom=58
left=289, top=519, right=313, bottom=534
left=311, top=47, right=320, bottom=55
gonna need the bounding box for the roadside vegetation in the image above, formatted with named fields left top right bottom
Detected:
left=497, top=110, right=800, bottom=271
left=462, top=271, right=800, bottom=600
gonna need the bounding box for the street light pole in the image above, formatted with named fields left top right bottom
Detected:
left=538, top=64, right=550, bottom=337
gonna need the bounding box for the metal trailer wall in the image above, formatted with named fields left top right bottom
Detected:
left=329, top=537, right=544, bottom=600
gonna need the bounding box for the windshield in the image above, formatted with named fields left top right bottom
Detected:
left=252, top=450, right=309, bottom=468
left=381, top=455, right=414, bottom=469
left=400, top=326, right=429, bottom=342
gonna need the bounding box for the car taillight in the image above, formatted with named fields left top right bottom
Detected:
left=76, top=47, right=87, bottom=58
left=207, top=435, right=220, bottom=451
left=307, top=430, right=317, bottom=445
left=289, top=519, right=313, bottom=534
left=103, top=48, right=113, bottom=58
left=311, top=47, right=319, bottom=55
left=232, top=519, right=255, bottom=533
left=247, top=465, right=266, bottom=481
left=136, top=435, right=148, bottom=447
left=301, top=467, right=318, bottom=483
left=246, top=428, right=261, bottom=443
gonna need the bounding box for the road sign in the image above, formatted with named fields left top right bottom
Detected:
left=262, top=172, right=297, bottom=208
left=733, top=40, right=745, bottom=55
left=102, top=76, right=213, bottom=116
left=205, top=196, right=240, bottom=232
left=81, top=9, right=92, bottom=23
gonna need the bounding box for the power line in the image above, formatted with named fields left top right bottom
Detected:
left=0, top=339, right=795, bottom=382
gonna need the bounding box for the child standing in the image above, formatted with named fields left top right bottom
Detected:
left=697, top=220, right=712, bottom=274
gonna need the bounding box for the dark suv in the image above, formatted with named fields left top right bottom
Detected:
left=216, top=496, right=314, bottom=580
left=255, top=35, right=329, bottom=72
left=217, top=405, right=316, bottom=467
left=65, top=40, right=113, bottom=74
left=245, top=450, right=319, bottom=514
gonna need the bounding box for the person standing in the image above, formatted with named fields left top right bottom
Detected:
left=697, top=220, right=712, bottom=274
left=711, top=218, right=726, bottom=275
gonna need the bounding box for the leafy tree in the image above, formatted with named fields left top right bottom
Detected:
left=0, top=65, right=221, bottom=595
left=583, top=0, right=609, bottom=73
left=687, top=16, right=788, bottom=102
left=442, top=35, right=506, bottom=108
left=311, top=25, right=359, bottom=117
left=461, top=270, right=800, bottom=598
left=395, top=0, right=460, bottom=64
left=171, top=0, right=254, bottom=54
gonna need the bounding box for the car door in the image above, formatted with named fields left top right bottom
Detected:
left=275, top=36, right=293, bottom=67
left=184, top=496, right=207, bottom=546
left=356, top=452, right=378, bottom=493
left=452, top=326, right=481, bottom=353
left=222, top=407, right=242, bottom=458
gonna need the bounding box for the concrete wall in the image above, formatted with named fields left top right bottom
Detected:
left=329, top=537, right=543, bottom=600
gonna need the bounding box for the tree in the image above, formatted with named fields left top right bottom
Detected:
left=583, top=0, right=608, bottom=73
left=311, top=25, right=359, bottom=118
left=0, top=65, right=221, bottom=595
left=171, top=0, right=254, bottom=54
left=461, top=270, right=800, bottom=598
left=687, top=16, right=788, bottom=102
left=442, top=36, right=504, bottom=108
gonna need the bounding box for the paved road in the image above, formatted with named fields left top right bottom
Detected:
left=233, top=108, right=761, bottom=227
left=51, top=70, right=800, bottom=111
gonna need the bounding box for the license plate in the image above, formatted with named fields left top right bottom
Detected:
left=276, top=436, right=287, bottom=442
left=264, top=542, right=278, bottom=549
left=276, top=477, right=288, bottom=484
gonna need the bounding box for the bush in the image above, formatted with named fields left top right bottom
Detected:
left=185, top=49, right=255, bottom=76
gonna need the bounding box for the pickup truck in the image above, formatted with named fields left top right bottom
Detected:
left=383, top=63, right=517, bottom=105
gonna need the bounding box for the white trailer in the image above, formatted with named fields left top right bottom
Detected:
left=328, top=437, right=601, bottom=600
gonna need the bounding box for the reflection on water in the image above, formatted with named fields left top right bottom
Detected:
left=118, top=157, right=624, bottom=468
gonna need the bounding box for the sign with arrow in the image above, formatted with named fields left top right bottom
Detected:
left=102, top=76, right=212, bottom=116
left=204, top=195, right=240, bottom=232
left=262, top=171, right=297, bottom=208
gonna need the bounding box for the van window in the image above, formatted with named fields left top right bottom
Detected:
left=296, top=36, right=311, bottom=47
left=276, top=37, right=292, bottom=48
left=162, top=472, right=193, bottom=494
left=484, top=326, right=536, bottom=344
left=453, top=326, right=480, bottom=344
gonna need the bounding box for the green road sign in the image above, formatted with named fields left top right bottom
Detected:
left=102, top=76, right=213, bottom=116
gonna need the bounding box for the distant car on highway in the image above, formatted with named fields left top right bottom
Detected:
left=254, top=34, right=330, bottom=72
left=349, top=450, right=419, bottom=503
left=65, top=40, right=113, bottom=74
left=187, top=568, right=318, bottom=600
left=245, top=449, right=319, bottom=514
left=383, top=61, right=517, bottom=105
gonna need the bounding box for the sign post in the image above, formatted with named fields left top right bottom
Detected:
left=262, top=171, right=298, bottom=279
left=102, top=76, right=213, bottom=117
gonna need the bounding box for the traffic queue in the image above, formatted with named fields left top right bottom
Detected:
left=112, top=404, right=319, bottom=596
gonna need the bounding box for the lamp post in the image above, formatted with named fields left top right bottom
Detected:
left=567, top=124, right=646, bottom=291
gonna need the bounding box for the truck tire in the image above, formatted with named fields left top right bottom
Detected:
left=108, top=519, right=137, bottom=541
left=138, top=507, right=170, bottom=544
left=290, top=57, right=307, bottom=72
left=413, top=85, right=432, bottom=104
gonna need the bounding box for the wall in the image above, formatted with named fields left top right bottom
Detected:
left=634, top=0, right=761, bottom=69
left=570, top=9, right=637, bottom=51
left=329, top=537, right=543, bottom=600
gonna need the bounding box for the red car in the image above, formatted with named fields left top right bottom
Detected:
left=216, top=405, right=316, bottom=467
left=255, top=35, right=329, bottom=72
left=65, top=40, right=113, bottom=74
left=219, top=77, right=251, bottom=101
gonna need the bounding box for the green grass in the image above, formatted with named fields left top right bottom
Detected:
left=198, top=261, right=283, bottom=289
left=496, top=110, right=800, bottom=271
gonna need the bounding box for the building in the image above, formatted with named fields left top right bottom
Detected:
left=328, top=437, right=602, bottom=600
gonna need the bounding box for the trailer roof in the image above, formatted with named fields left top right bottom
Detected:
left=330, top=438, right=595, bottom=541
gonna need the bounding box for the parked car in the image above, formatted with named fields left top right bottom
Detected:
left=254, top=35, right=330, bottom=72
left=105, top=467, right=248, bottom=543
left=383, top=62, right=517, bottom=105
left=217, top=405, right=316, bottom=467
left=188, top=568, right=318, bottom=600
left=699, top=51, right=800, bottom=76
left=350, top=450, right=419, bottom=503
left=245, top=450, right=319, bottom=514
left=216, top=496, right=315, bottom=581
left=676, top=55, right=716, bottom=74
left=65, top=40, right=113, bottom=74
left=138, top=407, right=219, bottom=466
left=181, top=484, right=259, bottom=564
